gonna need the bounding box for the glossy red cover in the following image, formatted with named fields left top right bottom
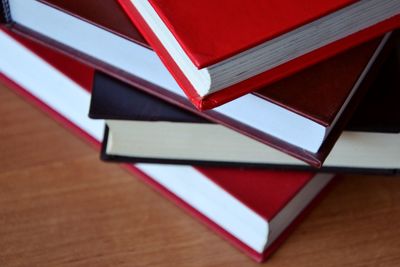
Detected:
left=149, top=0, right=356, bottom=67
left=119, top=0, right=400, bottom=109
left=1, top=28, right=335, bottom=262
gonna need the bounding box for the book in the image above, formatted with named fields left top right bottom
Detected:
left=1, top=0, right=392, bottom=166
left=0, top=25, right=335, bottom=262
left=118, top=0, right=400, bottom=109
left=90, top=69, right=400, bottom=174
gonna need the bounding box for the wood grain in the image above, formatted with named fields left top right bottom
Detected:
left=1, top=83, right=400, bottom=267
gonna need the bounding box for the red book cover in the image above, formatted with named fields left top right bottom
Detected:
left=135, top=0, right=357, bottom=68
left=118, top=0, right=400, bottom=109
left=0, top=26, right=335, bottom=262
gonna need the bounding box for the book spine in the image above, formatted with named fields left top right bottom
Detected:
left=0, top=0, right=11, bottom=24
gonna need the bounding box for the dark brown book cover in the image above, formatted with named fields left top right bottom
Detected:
left=1, top=0, right=393, bottom=166
left=39, top=0, right=148, bottom=47
left=255, top=40, right=379, bottom=127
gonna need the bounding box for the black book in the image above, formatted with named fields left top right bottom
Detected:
left=89, top=44, right=400, bottom=174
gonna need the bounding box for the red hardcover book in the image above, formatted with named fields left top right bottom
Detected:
left=1, top=0, right=393, bottom=166
left=0, top=26, right=335, bottom=262
left=118, top=0, right=400, bottom=109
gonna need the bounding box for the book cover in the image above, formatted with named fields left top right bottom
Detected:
left=118, top=0, right=400, bottom=109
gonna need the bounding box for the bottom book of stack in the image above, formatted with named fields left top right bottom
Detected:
left=0, top=26, right=337, bottom=262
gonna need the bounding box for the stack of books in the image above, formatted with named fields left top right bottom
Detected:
left=1, top=0, right=399, bottom=262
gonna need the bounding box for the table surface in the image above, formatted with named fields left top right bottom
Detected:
left=1, top=83, right=400, bottom=267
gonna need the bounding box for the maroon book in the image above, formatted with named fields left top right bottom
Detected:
left=0, top=0, right=392, bottom=167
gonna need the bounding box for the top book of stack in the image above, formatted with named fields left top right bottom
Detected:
left=119, top=0, right=400, bottom=109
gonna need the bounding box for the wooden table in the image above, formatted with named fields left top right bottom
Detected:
left=1, top=84, right=400, bottom=267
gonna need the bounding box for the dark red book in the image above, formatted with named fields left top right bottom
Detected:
left=0, top=0, right=392, bottom=166
left=0, top=26, right=335, bottom=262
left=118, top=0, right=400, bottom=109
